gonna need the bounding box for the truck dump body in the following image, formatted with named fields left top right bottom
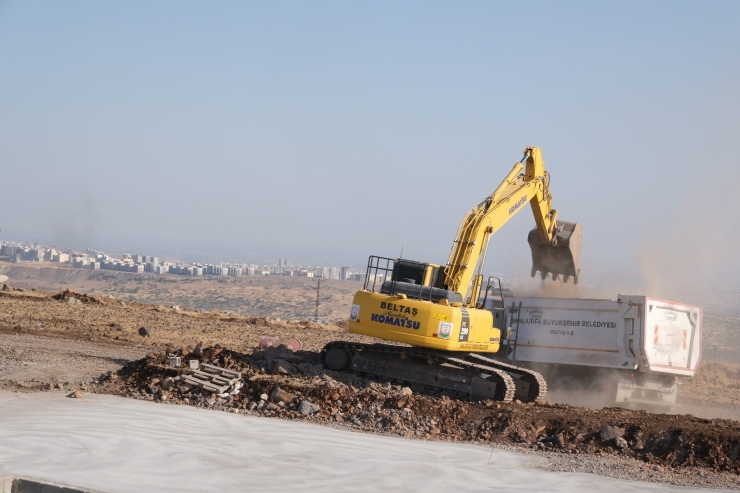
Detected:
left=490, top=294, right=702, bottom=406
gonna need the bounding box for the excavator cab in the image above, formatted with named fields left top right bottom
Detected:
left=528, top=220, right=582, bottom=284
left=375, top=258, right=464, bottom=305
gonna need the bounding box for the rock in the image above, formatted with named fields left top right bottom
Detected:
left=205, top=397, right=216, bottom=406
left=298, top=400, right=320, bottom=416
left=265, top=402, right=279, bottom=411
left=574, top=433, right=588, bottom=443
left=67, top=297, right=78, bottom=304
left=400, top=387, right=413, bottom=396
left=553, top=433, right=565, bottom=448
left=161, top=377, right=175, bottom=389
left=276, top=350, right=303, bottom=364
left=138, top=327, right=150, bottom=337
left=68, top=390, right=85, bottom=398
left=204, top=347, right=223, bottom=360
left=247, top=401, right=258, bottom=411
left=270, top=388, right=295, bottom=403
left=55, top=383, right=64, bottom=390
left=270, top=360, right=295, bottom=375
left=514, top=399, right=522, bottom=405
left=146, top=384, right=160, bottom=394
left=260, top=393, right=268, bottom=401
left=614, top=436, right=628, bottom=449
left=599, top=425, right=625, bottom=441
left=430, top=427, right=440, bottom=435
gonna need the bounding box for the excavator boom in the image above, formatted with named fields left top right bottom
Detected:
left=444, top=146, right=581, bottom=305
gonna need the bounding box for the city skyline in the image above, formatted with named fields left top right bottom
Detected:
left=0, top=238, right=364, bottom=281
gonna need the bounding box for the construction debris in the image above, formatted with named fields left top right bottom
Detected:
left=181, top=363, right=241, bottom=394
left=99, top=345, right=740, bottom=475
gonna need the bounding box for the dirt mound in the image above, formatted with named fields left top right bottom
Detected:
left=100, top=345, right=740, bottom=474
left=52, top=289, right=107, bottom=305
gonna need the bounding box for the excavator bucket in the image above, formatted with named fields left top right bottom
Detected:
left=528, top=221, right=582, bottom=284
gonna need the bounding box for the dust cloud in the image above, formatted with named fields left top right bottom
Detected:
left=51, top=184, right=98, bottom=249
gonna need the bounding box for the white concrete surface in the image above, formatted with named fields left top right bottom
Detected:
left=0, top=391, right=724, bottom=492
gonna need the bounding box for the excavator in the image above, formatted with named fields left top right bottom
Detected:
left=321, top=147, right=582, bottom=403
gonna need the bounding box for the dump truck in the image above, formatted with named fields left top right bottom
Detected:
left=482, top=291, right=702, bottom=407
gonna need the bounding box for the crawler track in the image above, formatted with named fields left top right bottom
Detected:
left=320, top=341, right=546, bottom=403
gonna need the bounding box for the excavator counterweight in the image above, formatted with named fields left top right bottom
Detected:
left=528, top=220, right=582, bottom=284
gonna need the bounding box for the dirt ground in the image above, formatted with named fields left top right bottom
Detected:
left=0, top=332, right=148, bottom=390
left=0, top=262, right=361, bottom=322
left=1, top=286, right=740, bottom=488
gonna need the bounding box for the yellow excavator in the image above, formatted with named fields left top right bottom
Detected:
left=321, top=147, right=582, bottom=402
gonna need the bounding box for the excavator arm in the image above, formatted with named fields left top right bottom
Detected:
left=444, top=147, right=581, bottom=306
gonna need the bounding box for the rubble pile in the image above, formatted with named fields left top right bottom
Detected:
left=101, top=344, right=740, bottom=474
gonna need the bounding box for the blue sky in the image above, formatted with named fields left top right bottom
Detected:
left=1, top=1, right=738, bottom=291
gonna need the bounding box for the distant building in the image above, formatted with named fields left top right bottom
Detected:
left=340, top=266, right=350, bottom=280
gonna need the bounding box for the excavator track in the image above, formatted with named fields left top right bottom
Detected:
left=320, top=341, right=546, bottom=403
left=467, top=352, right=548, bottom=402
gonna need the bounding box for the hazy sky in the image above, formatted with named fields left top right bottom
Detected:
left=1, top=1, right=739, bottom=291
